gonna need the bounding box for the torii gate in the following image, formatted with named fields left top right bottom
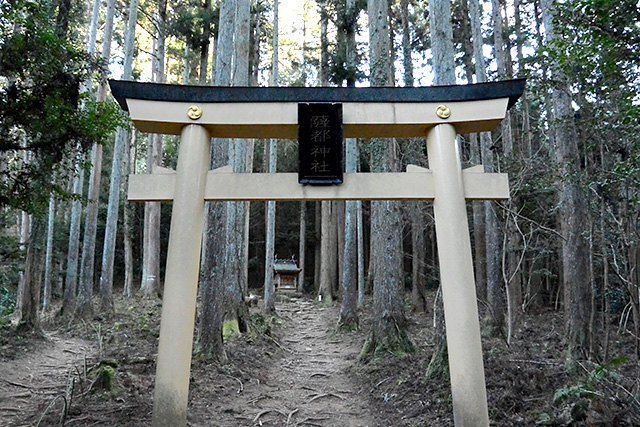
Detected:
left=109, top=79, right=525, bottom=427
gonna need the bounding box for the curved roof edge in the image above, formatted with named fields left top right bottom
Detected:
left=109, top=79, right=526, bottom=111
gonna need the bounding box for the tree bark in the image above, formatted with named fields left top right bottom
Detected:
left=264, top=141, right=277, bottom=313
left=76, top=142, right=102, bottom=319
left=316, top=4, right=337, bottom=303
left=339, top=137, right=359, bottom=330
left=319, top=0, right=329, bottom=86
left=429, top=0, right=455, bottom=86
left=198, top=0, right=211, bottom=85
left=540, top=0, right=591, bottom=367
left=356, top=200, right=365, bottom=308
left=17, top=219, right=44, bottom=333
left=264, top=0, right=279, bottom=314
left=197, top=0, right=241, bottom=359
left=470, top=136, right=487, bottom=299
left=469, top=0, right=504, bottom=332
left=318, top=201, right=336, bottom=303
left=460, top=1, right=488, bottom=300
left=63, top=162, right=84, bottom=315
left=122, top=130, right=135, bottom=298
left=223, top=0, right=251, bottom=329
left=399, top=0, right=414, bottom=87
left=120, top=0, right=138, bottom=299
left=425, top=0, right=457, bottom=376
left=196, top=141, right=229, bottom=363
left=141, top=137, right=163, bottom=299
left=298, top=201, right=306, bottom=292
left=42, top=196, right=55, bottom=313
left=360, top=0, right=412, bottom=360
left=141, top=0, right=167, bottom=299
left=76, top=0, right=116, bottom=319
left=336, top=201, right=345, bottom=297
left=99, top=0, right=138, bottom=311
left=410, top=202, right=427, bottom=312
left=314, top=202, right=321, bottom=291
left=492, top=0, right=521, bottom=339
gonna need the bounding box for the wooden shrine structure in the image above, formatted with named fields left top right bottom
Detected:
left=109, top=78, right=525, bottom=427
left=273, top=258, right=302, bottom=292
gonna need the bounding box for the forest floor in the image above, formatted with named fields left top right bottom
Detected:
left=1, top=291, right=640, bottom=426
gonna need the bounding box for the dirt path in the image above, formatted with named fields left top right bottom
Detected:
left=0, top=331, right=95, bottom=427
left=191, top=296, right=377, bottom=426
left=0, top=297, right=378, bottom=426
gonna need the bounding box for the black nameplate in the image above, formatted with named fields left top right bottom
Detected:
left=298, top=103, right=343, bottom=185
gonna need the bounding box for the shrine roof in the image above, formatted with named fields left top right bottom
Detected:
left=274, top=260, right=301, bottom=274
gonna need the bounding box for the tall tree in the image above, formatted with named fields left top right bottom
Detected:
left=199, top=0, right=212, bottom=85
left=122, top=133, right=135, bottom=298
left=317, top=0, right=338, bottom=304
left=339, top=0, right=360, bottom=330
left=99, top=0, right=139, bottom=313
left=223, top=0, right=251, bottom=329
left=64, top=0, right=95, bottom=311
left=196, top=141, right=228, bottom=362
left=360, top=0, right=413, bottom=360
left=76, top=0, right=117, bottom=319
left=121, top=0, right=139, bottom=299
left=468, top=0, right=504, bottom=333
left=196, top=0, right=236, bottom=360
left=540, top=0, right=591, bottom=368
left=399, top=0, right=413, bottom=87
left=41, top=195, right=55, bottom=312
left=339, top=138, right=359, bottom=329
left=17, top=219, right=43, bottom=332
left=263, top=138, right=278, bottom=312
left=141, top=0, right=168, bottom=299
left=63, top=163, right=84, bottom=315
left=425, top=0, right=457, bottom=378
left=491, top=0, right=523, bottom=339
left=263, top=0, right=279, bottom=314
left=298, top=201, right=306, bottom=292
left=318, top=202, right=338, bottom=302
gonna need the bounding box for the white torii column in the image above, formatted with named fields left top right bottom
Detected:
left=152, top=124, right=211, bottom=427
left=427, top=123, right=489, bottom=426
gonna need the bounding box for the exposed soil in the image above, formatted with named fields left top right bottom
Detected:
left=0, top=331, right=95, bottom=426
left=189, top=296, right=375, bottom=426
left=1, top=292, right=640, bottom=426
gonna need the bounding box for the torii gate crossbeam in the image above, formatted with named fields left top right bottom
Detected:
left=109, top=79, right=525, bottom=427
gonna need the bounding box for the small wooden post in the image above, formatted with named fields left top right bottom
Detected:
left=152, top=124, right=211, bottom=427
left=426, top=123, right=489, bottom=426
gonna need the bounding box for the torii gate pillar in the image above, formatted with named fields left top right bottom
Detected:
left=427, top=123, right=488, bottom=425
left=152, top=124, right=211, bottom=426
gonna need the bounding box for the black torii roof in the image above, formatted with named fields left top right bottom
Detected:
left=109, top=79, right=526, bottom=111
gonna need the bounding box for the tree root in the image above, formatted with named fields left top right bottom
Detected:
left=1, top=378, right=31, bottom=389
left=223, top=374, right=243, bottom=394
left=357, top=329, right=415, bottom=363
left=306, top=392, right=345, bottom=403
left=309, top=372, right=329, bottom=378
left=4, top=391, right=31, bottom=399
left=253, top=408, right=288, bottom=423
left=286, top=408, right=299, bottom=425
left=296, top=417, right=329, bottom=426
left=425, top=339, right=449, bottom=381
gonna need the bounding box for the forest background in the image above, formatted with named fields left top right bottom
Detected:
left=0, top=0, right=639, bottom=423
